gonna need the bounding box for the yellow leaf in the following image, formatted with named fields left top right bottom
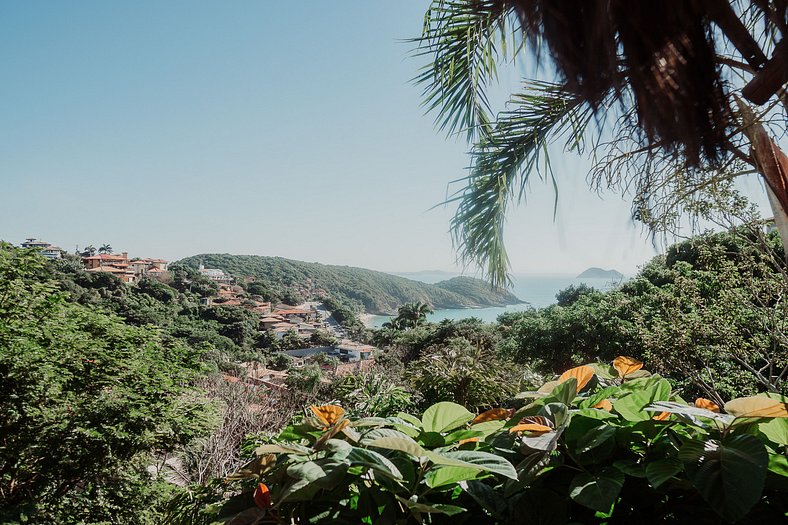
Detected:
left=724, top=396, right=788, bottom=418
left=593, top=399, right=613, bottom=411
left=558, top=365, right=595, bottom=392
left=613, top=356, right=643, bottom=378
left=694, top=398, right=720, bottom=413
left=310, top=404, right=345, bottom=427
left=652, top=411, right=670, bottom=421
left=472, top=408, right=514, bottom=424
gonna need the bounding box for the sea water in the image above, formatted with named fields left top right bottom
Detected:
left=368, top=274, right=623, bottom=328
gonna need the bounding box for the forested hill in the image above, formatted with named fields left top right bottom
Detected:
left=177, top=254, right=522, bottom=314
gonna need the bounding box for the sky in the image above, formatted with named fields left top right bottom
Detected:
left=0, top=1, right=774, bottom=275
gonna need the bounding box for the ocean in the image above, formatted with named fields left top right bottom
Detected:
left=367, top=273, right=623, bottom=328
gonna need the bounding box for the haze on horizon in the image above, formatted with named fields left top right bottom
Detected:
left=0, top=1, right=772, bottom=276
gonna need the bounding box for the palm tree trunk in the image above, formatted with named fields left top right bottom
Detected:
left=765, top=185, right=788, bottom=262
left=736, top=99, right=788, bottom=262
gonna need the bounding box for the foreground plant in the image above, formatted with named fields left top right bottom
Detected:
left=188, top=357, right=788, bottom=524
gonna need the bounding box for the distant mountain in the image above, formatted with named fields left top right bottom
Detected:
left=388, top=270, right=460, bottom=284
left=177, top=254, right=522, bottom=315
left=577, top=267, right=624, bottom=280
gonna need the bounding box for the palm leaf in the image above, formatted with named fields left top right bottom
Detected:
left=412, top=0, right=514, bottom=141
left=448, top=82, right=591, bottom=286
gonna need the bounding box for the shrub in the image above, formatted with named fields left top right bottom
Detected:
left=185, top=357, right=788, bottom=524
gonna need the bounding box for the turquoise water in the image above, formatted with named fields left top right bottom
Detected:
left=368, top=274, right=623, bottom=328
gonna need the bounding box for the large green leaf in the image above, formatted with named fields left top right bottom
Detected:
left=367, top=436, right=428, bottom=458
left=440, top=450, right=518, bottom=479
left=645, top=457, right=683, bottom=488
left=421, top=402, right=474, bottom=433
left=758, top=418, right=788, bottom=446
left=568, top=467, right=624, bottom=513
left=425, top=465, right=484, bottom=488
left=460, top=479, right=508, bottom=519
left=613, top=379, right=671, bottom=421
left=679, top=435, right=768, bottom=523
left=346, top=446, right=403, bottom=480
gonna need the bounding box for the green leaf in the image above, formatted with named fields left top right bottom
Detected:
left=441, top=450, right=518, bottom=479
left=443, top=429, right=484, bottom=444
left=645, top=457, right=683, bottom=488
left=569, top=468, right=624, bottom=513
left=421, top=402, right=474, bottom=433
left=255, top=443, right=311, bottom=456
left=613, top=379, right=671, bottom=421
left=346, top=446, right=403, bottom=480
left=576, top=425, right=617, bottom=454
left=543, top=378, right=577, bottom=406
left=396, top=412, right=423, bottom=428
left=460, top=480, right=509, bottom=519
left=425, top=465, right=483, bottom=488
left=679, top=435, right=768, bottom=523
left=767, top=453, right=788, bottom=477
left=367, top=436, right=427, bottom=458
left=758, top=418, right=788, bottom=446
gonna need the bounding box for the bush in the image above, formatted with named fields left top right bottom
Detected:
left=182, top=357, right=788, bottom=524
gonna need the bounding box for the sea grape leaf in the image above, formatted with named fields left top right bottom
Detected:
left=568, top=467, right=624, bottom=513
left=679, top=435, right=768, bottom=523
left=421, top=402, right=474, bottom=433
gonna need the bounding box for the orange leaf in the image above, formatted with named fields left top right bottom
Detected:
left=593, top=399, right=613, bottom=411
left=309, top=404, right=345, bottom=427
left=458, top=437, right=480, bottom=445
left=253, top=482, right=272, bottom=509
left=558, top=365, right=595, bottom=392
left=472, top=408, right=514, bottom=424
left=694, top=398, right=720, bottom=413
left=509, top=423, right=553, bottom=434
left=652, top=411, right=670, bottom=421
left=613, top=356, right=643, bottom=378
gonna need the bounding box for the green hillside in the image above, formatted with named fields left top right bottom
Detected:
left=176, top=254, right=521, bottom=314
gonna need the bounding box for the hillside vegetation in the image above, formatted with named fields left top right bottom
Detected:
left=177, top=254, right=522, bottom=314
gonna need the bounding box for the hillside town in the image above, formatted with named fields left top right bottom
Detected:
left=16, top=237, right=377, bottom=388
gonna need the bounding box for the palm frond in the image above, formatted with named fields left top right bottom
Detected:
left=449, top=82, right=591, bottom=287
left=412, top=0, right=514, bottom=141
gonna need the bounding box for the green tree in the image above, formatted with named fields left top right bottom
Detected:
left=415, top=1, right=788, bottom=284
left=408, top=337, right=521, bottom=409
left=384, top=301, right=434, bottom=330
left=0, top=244, right=209, bottom=523
left=98, top=243, right=113, bottom=254
left=81, top=244, right=96, bottom=256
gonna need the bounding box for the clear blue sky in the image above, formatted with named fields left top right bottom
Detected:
left=0, top=1, right=772, bottom=275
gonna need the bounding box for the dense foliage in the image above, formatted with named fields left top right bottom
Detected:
left=498, top=231, right=788, bottom=402
left=188, top=357, right=788, bottom=524
left=0, top=245, right=210, bottom=524
left=177, top=254, right=521, bottom=314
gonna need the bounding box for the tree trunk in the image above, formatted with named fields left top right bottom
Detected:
left=736, top=99, right=788, bottom=262
left=765, top=184, right=788, bottom=262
